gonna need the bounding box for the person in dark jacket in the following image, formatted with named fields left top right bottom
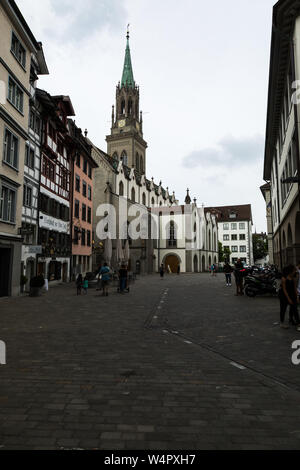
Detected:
left=119, top=264, right=128, bottom=294
left=234, top=259, right=244, bottom=296
left=279, top=265, right=300, bottom=330
left=76, top=274, right=83, bottom=296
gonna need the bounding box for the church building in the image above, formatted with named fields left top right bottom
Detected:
left=91, top=30, right=218, bottom=274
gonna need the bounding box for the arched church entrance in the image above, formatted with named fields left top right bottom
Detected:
left=164, top=254, right=180, bottom=274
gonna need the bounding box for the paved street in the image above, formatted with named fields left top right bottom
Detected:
left=1, top=273, right=300, bottom=450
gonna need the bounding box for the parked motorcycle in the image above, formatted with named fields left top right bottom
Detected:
left=244, top=273, right=278, bottom=297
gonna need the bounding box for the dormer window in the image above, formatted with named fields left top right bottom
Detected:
left=229, top=212, right=237, bottom=219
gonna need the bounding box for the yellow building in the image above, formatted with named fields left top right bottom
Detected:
left=0, top=0, right=47, bottom=296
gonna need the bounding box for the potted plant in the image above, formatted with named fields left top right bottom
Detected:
left=20, top=275, right=28, bottom=293
left=29, top=275, right=45, bottom=297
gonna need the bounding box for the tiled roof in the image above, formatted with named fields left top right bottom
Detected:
left=205, top=204, right=253, bottom=223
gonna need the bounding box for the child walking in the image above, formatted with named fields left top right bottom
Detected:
left=83, top=276, right=89, bottom=295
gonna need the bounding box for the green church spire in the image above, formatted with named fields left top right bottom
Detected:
left=121, top=25, right=135, bottom=88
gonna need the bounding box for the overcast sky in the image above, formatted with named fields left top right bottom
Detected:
left=17, top=0, right=276, bottom=232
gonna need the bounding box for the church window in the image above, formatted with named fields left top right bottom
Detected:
left=167, top=221, right=177, bottom=248
left=151, top=197, right=155, bottom=206
left=128, top=99, right=133, bottom=115
left=121, top=151, right=128, bottom=166
left=119, top=181, right=124, bottom=196
left=113, top=152, right=118, bottom=161
left=140, top=156, right=144, bottom=174
left=131, top=187, right=135, bottom=202
left=121, top=100, right=126, bottom=115
left=135, top=153, right=140, bottom=171
left=142, top=193, right=146, bottom=206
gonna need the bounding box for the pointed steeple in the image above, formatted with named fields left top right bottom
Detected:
left=121, top=26, right=135, bottom=88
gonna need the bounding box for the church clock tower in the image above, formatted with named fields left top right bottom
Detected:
left=106, top=28, right=147, bottom=174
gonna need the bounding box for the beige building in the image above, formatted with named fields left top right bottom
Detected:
left=264, top=0, right=300, bottom=268
left=0, top=0, right=47, bottom=296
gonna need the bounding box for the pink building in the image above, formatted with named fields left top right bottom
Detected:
left=69, top=121, right=98, bottom=277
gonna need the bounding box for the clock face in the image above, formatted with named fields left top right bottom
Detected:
left=118, top=119, right=126, bottom=128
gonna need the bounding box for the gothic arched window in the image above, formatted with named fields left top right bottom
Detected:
left=151, top=197, right=155, bottom=206
left=167, top=221, right=177, bottom=248
left=140, top=156, right=144, bottom=174
left=119, top=181, right=124, bottom=196
left=135, top=153, right=140, bottom=172
left=113, top=152, right=118, bottom=161
left=121, top=100, right=126, bottom=115
left=121, top=151, right=128, bottom=166
left=142, top=193, right=146, bottom=206
left=131, top=187, right=135, bottom=203
left=128, top=99, right=133, bottom=115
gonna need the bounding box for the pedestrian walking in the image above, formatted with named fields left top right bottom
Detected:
left=100, top=262, right=111, bottom=297
left=76, top=274, right=83, bottom=296
left=279, top=265, right=300, bottom=330
left=224, top=262, right=233, bottom=286
left=160, top=264, right=165, bottom=279
left=83, top=276, right=89, bottom=295
left=234, top=259, right=244, bottom=296
left=119, top=264, right=128, bottom=294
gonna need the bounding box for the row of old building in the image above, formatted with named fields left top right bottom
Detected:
left=0, top=0, right=222, bottom=297
left=261, top=0, right=300, bottom=269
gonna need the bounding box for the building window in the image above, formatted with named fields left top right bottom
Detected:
left=3, top=128, right=19, bottom=169
left=239, top=234, right=246, bottom=241
left=240, top=246, right=247, bottom=253
left=231, top=234, right=237, bottom=241
left=23, top=184, right=32, bottom=207
left=82, top=204, right=86, bottom=222
left=121, top=151, right=128, bottom=166
left=74, top=227, right=79, bottom=245
left=8, top=77, right=24, bottom=113
left=239, top=223, right=245, bottom=230
left=88, top=185, right=92, bottom=201
left=231, top=246, right=238, bottom=253
left=119, top=181, right=124, bottom=196
left=25, top=145, right=35, bottom=169
left=61, top=169, right=68, bottom=190
left=167, top=221, right=177, bottom=247
left=81, top=229, right=86, bottom=246
left=87, top=230, right=91, bottom=247
left=231, top=223, right=237, bottom=230
left=76, top=153, right=81, bottom=168
left=11, top=32, right=26, bottom=68
left=75, top=175, right=80, bottom=192
left=131, top=188, right=135, bottom=202
left=0, top=185, right=16, bottom=223
left=223, top=235, right=229, bottom=241
left=88, top=165, right=92, bottom=179
left=82, top=181, right=87, bottom=197
left=75, top=200, right=79, bottom=218
left=142, top=193, right=146, bottom=206
left=87, top=207, right=91, bottom=224
left=83, top=159, right=88, bottom=174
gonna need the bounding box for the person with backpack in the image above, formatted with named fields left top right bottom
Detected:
left=224, top=262, right=233, bottom=287
left=279, top=265, right=300, bottom=330
left=99, top=262, right=111, bottom=297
